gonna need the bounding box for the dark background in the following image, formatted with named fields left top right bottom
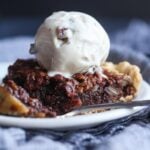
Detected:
left=1, top=0, right=150, bottom=18
left=0, top=0, right=150, bottom=38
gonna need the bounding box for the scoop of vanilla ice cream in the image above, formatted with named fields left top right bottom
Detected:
left=31, top=11, right=110, bottom=76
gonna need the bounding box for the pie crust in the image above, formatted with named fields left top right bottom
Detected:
left=0, top=86, right=29, bottom=116
left=102, top=61, right=142, bottom=94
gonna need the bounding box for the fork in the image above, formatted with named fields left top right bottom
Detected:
left=58, top=100, right=150, bottom=118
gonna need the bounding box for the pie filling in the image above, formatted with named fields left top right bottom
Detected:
left=1, top=59, right=137, bottom=117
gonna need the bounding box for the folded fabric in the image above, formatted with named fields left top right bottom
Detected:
left=112, top=20, right=150, bottom=55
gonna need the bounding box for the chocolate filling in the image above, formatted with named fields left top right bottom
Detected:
left=3, top=59, right=136, bottom=117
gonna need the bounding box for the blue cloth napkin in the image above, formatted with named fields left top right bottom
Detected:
left=0, top=20, right=150, bottom=150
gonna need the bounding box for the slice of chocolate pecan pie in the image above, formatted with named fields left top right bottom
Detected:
left=0, top=59, right=142, bottom=117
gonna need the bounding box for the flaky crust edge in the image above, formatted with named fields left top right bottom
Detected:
left=102, top=61, right=142, bottom=101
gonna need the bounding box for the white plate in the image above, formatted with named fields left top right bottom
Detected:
left=0, top=62, right=150, bottom=130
